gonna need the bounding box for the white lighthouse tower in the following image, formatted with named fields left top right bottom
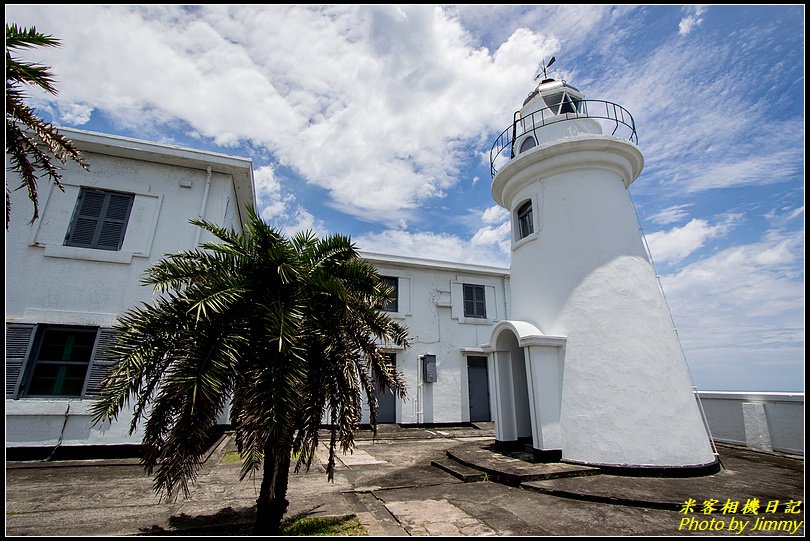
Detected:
left=485, top=67, right=718, bottom=473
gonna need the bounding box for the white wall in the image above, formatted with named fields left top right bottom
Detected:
left=6, top=152, right=239, bottom=327
left=6, top=144, right=246, bottom=448
left=363, top=255, right=509, bottom=425
left=697, top=392, right=804, bottom=455
left=5, top=399, right=145, bottom=448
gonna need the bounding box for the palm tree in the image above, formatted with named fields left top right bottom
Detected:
left=90, top=208, right=409, bottom=535
left=5, top=23, right=89, bottom=229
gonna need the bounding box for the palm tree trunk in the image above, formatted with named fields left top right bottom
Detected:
left=255, top=434, right=292, bottom=535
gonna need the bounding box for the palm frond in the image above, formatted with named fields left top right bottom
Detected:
left=6, top=24, right=60, bottom=95
left=5, top=23, right=89, bottom=229
left=6, top=23, right=60, bottom=49
left=90, top=210, right=412, bottom=511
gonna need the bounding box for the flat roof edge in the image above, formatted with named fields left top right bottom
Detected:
left=361, top=251, right=510, bottom=275
left=58, top=127, right=253, bottom=168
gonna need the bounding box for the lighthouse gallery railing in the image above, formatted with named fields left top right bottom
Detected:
left=489, top=99, right=638, bottom=178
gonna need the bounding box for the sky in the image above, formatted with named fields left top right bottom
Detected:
left=5, top=5, right=805, bottom=392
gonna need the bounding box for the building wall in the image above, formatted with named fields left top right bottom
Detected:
left=5, top=399, right=142, bottom=448
left=6, top=140, right=249, bottom=448
left=362, top=254, right=509, bottom=425
left=6, top=152, right=239, bottom=327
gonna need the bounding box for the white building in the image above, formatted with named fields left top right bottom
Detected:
left=5, top=128, right=255, bottom=451
left=360, top=252, right=509, bottom=426
left=5, top=98, right=801, bottom=463
left=5, top=128, right=513, bottom=452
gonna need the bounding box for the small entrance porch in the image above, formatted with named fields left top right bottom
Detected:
left=483, top=320, right=566, bottom=462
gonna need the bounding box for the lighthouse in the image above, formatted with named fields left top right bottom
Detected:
left=485, top=68, right=718, bottom=473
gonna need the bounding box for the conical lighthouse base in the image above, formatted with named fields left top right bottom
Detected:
left=486, top=134, right=719, bottom=476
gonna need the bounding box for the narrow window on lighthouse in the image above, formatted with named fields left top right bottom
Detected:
left=519, top=136, right=536, bottom=154
left=517, top=200, right=534, bottom=240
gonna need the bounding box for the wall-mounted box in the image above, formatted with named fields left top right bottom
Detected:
left=423, top=354, right=437, bottom=383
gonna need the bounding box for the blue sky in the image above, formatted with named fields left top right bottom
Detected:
left=6, top=5, right=804, bottom=392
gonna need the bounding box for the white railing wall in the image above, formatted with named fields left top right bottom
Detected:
left=696, top=391, right=804, bottom=455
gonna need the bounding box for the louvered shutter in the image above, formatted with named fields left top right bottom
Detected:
left=96, top=193, right=133, bottom=250
left=66, top=190, right=105, bottom=247
left=66, top=189, right=134, bottom=251
left=83, top=328, right=120, bottom=397
left=6, top=324, right=36, bottom=398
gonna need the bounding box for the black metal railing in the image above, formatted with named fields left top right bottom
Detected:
left=489, top=99, right=638, bottom=178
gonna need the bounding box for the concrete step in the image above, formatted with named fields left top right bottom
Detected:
left=446, top=442, right=601, bottom=487
left=521, top=478, right=682, bottom=510
left=431, top=457, right=486, bottom=482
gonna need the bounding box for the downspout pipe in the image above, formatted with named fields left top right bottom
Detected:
left=193, top=166, right=213, bottom=248
left=503, top=275, right=511, bottom=320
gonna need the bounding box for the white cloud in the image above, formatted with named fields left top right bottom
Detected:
left=55, top=102, right=94, bottom=125
left=473, top=205, right=512, bottom=254
left=7, top=5, right=557, bottom=227
left=587, top=26, right=803, bottom=198
left=471, top=221, right=511, bottom=254
left=660, top=229, right=804, bottom=390
left=684, top=148, right=804, bottom=193
left=645, top=215, right=739, bottom=263
left=647, top=204, right=692, bottom=225
left=357, top=202, right=513, bottom=266
left=356, top=229, right=509, bottom=268
left=452, top=5, right=636, bottom=58
left=678, top=6, right=707, bottom=36
left=786, top=206, right=804, bottom=221
left=254, top=165, right=325, bottom=236
left=764, top=205, right=804, bottom=228
left=481, top=205, right=509, bottom=224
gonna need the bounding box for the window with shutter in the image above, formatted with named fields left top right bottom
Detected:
left=65, top=188, right=134, bottom=251
left=18, top=325, right=120, bottom=398
left=83, top=328, right=119, bottom=397
left=381, top=276, right=399, bottom=312
left=24, top=326, right=98, bottom=397
left=463, top=284, right=487, bottom=319
left=6, top=323, right=36, bottom=398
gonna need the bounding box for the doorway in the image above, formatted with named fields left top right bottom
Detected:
left=467, top=356, right=491, bottom=422
left=374, top=353, right=397, bottom=423
left=494, top=329, right=533, bottom=441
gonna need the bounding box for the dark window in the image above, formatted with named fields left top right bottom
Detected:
left=381, top=276, right=399, bottom=312
left=560, top=93, right=577, bottom=114
left=463, top=284, right=487, bottom=319
left=543, top=92, right=578, bottom=115
left=25, top=327, right=97, bottom=397
left=519, top=136, right=536, bottom=154
left=65, top=188, right=134, bottom=251
left=517, top=200, right=534, bottom=240
left=543, top=92, right=563, bottom=113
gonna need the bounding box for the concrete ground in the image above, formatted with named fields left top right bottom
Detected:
left=5, top=425, right=805, bottom=536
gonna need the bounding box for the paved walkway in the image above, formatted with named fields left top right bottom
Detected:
left=5, top=425, right=805, bottom=536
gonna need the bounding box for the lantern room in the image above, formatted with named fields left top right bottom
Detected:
left=514, top=78, right=601, bottom=154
